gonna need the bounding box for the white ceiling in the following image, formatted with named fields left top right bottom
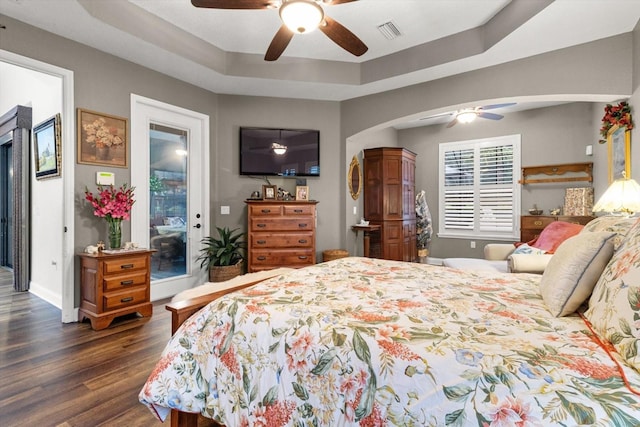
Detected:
left=1, top=0, right=640, bottom=122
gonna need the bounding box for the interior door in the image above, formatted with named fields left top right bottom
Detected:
left=131, top=95, right=209, bottom=300
left=0, top=135, right=13, bottom=268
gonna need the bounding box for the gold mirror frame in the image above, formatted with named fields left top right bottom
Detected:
left=348, top=155, right=362, bottom=200
left=607, top=124, right=631, bottom=184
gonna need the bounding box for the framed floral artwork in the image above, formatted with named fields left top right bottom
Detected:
left=33, top=113, right=62, bottom=180
left=607, top=124, right=631, bottom=183
left=77, top=108, right=128, bottom=167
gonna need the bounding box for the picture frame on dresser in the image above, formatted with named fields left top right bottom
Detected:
left=296, top=186, right=309, bottom=201
left=607, top=124, right=631, bottom=183
left=262, top=185, right=277, bottom=200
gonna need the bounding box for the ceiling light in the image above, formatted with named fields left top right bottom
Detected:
left=272, top=142, right=287, bottom=155
left=280, top=0, right=324, bottom=34
left=456, top=111, right=477, bottom=124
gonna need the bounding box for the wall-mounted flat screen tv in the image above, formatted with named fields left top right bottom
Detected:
left=240, top=127, right=320, bottom=177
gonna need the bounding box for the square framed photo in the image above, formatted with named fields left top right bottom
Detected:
left=262, top=184, right=277, bottom=200
left=296, top=186, right=309, bottom=201
left=77, top=108, right=128, bottom=167
left=33, top=113, right=62, bottom=180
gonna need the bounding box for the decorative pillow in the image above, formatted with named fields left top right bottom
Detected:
left=540, top=232, right=615, bottom=317
left=580, top=215, right=638, bottom=251
left=528, top=221, right=585, bottom=254
left=585, top=218, right=640, bottom=371
left=511, top=243, right=547, bottom=255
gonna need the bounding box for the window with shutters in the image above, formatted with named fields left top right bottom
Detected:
left=438, top=134, right=521, bottom=240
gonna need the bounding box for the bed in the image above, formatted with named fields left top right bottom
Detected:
left=140, top=215, right=640, bottom=426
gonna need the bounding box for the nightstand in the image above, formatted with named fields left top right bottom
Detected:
left=78, top=250, right=154, bottom=330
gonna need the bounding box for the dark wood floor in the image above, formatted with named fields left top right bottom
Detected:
left=0, top=269, right=189, bottom=426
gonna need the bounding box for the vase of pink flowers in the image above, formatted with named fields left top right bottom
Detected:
left=85, top=183, right=135, bottom=249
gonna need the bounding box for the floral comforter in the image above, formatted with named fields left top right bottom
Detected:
left=140, top=257, right=640, bottom=426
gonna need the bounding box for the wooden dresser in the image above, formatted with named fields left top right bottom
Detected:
left=363, top=147, right=417, bottom=262
left=521, top=215, right=595, bottom=242
left=78, top=249, right=154, bottom=330
left=246, top=200, right=318, bottom=272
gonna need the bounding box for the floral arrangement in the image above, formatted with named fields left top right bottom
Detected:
left=82, top=117, right=124, bottom=148
left=599, top=101, right=633, bottom=144
left=85, top=183, right=135, bottom=220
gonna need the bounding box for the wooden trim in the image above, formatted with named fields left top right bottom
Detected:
left=519, top=162, right=593, bottom=184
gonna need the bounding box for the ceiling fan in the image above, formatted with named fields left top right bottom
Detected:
left=421, top=103, right=517, bottom=127
left=191, top=0, right=368, bottom=61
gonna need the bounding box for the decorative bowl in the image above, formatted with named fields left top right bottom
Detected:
left=528, top=209, right=543, bottom=215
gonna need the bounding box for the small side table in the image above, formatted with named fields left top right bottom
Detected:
left=351, top=224, right=381, bottom=258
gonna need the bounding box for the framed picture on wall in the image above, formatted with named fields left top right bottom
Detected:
left=33, top=113, right=62, bottom=180
left=77, top=108, right=128, bottom=167
left=607, top=124, right=631, bottom=183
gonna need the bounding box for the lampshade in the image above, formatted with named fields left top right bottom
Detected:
left=593, top=177, right=640, bottom=215
left=456, top=110, right=477, bottom=124
left=272, top=142, right=287, bottom=155
left=280, top=0, right=324, bottom=34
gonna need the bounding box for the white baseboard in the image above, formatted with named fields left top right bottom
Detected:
left=29, top=281, right=62, bottom=309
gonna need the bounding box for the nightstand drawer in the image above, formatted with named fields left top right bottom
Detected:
left=103, top=271, right=148, bottom=292
left=104, top=287, right=148, bottom=311
left=103, top=255, right=147, bottom=274
left=251, top=232, right=313, bottom=248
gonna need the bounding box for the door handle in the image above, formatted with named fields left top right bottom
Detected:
left=193, top=224, right=201, bottom=228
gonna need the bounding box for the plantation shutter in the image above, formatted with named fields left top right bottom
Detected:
left=443, top=148, right=474, bottom=230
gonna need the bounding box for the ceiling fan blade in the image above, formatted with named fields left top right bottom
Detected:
left=478, top=112, right=504, bottom=120
left=319, top=16, right=368, bottom=57
left=324, top=0, right=359, bottom=5
left=480, top=102, right=517, bottom=110
left=446, top=118, right=458, bottom=128
left=191, top=0, right=272, bottom=9
left=420, top=112, right=454, bottom=120
left=265, top=25, right=294, bottom=61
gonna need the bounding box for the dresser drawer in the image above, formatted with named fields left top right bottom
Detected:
left=250, top=249, right=314, bottom=266
left=251, top=232, right=314, bottom=248
left=251, top=218, right=314, bottom=232
left=283, top=205, right=315, bottom=216
left=103, top=271, right=148, bottom=292
left=103, top=255, right=147, bottom=274
left=103, top=287, right=147, bottom=311
left=521, top=216, right=555, bottom=230
left=249, top=204, right=283, bottom=216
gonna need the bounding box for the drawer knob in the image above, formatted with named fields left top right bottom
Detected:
left=257, top=240, right=266, bottom=244
left=298, top=223, right=308, bottom=228
left=120, top=280, right=134, bottom=286
left=298, top=255, right=308, bottom=260
left=294, top=209, right=303, bottom=213
left=257, top=256, right=266, bottom=261
left=261, top=209, right=271, bottom=213
left=257, top=224, right=266, bottom=228
left=298, top=239, right=307, bottom=244
left=121, top=264, right=134, bottom=269
left=121, top=297, right=133, bottom=303
left=534, top=221, right=542, bottom=226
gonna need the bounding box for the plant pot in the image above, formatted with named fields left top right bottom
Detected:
left=209, top=261, right=244, bottom=283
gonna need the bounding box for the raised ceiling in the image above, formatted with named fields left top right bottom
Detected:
left=1, top=0, right=640, bottom=104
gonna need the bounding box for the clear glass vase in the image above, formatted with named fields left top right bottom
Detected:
left=107, top=218, right=122, bottom=249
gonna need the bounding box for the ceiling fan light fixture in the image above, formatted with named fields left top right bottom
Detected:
left=280, top=0, right=324, bottom=34
left=272, top=142, right=287, bottom=155
left=456, top=111, right=477, bottom=124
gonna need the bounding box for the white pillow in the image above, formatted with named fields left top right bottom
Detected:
left=512, top=243, right=547, bottom=255
left=540, top=231, right=615, bottom=317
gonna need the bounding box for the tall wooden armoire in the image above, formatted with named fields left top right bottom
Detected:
left=363, top=147, right=417, bottom=262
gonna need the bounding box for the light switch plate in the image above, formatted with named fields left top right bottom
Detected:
left=221, top=206, right=230, bottom=215
left=96, top=172, right=115, bottom=186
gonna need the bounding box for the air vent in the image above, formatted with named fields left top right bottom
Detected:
left=377, top=21, right=402, bottom=40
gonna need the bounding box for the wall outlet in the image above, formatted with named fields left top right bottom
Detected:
left=221, top=206, right=230, bottom=215
left=470, top=241, right=476, bottom=249
left=585, top=144, right=593, bottom=156
left=353, top=206, right=357, bottom=215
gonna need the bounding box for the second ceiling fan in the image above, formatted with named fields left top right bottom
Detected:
left=191, top=0, right=368, bottom=61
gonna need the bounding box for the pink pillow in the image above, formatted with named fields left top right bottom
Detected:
left=528, top=221, right=584, bottom=254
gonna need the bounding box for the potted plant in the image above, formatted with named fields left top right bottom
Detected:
left=197, top=226, right=246, bottom=282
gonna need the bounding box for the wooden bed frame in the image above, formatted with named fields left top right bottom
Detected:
left=163, top=278, right=268, bottom=427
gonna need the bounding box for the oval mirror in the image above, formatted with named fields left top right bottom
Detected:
left=348, top=155, right=362, bottom=200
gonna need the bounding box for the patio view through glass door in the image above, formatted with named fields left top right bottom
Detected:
left=149, top=124, right=187, bottom=281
